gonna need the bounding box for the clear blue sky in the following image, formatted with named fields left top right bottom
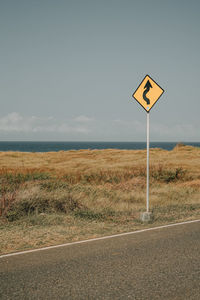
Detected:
left=0, top=0, right=200, bottom=141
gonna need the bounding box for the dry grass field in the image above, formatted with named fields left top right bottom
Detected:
left=0, top=143, right=200, bottom=254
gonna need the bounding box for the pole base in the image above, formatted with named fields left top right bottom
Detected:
left=140, top=212, right=153, bottom=222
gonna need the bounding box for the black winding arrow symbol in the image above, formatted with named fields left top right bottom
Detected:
left=143, top=80, right=152, bottom=105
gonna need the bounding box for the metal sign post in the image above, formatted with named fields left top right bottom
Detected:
left=132, top=75, right=164, bottom=221
left=146, top=112, right=150, bottom=213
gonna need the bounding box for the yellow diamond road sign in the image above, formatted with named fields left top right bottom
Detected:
left=132, top=75, right=164, bottom=112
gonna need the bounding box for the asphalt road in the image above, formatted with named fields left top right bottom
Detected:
left=0, top=221, right=200, bottom=300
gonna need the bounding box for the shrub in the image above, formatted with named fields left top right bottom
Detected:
left=40, top=180, right=69, bottom=191
left=151, top=167, right=185, bottom=183
left=74, top=210, right=104, bottom=221
left=5, top=188, right=82, bottom=221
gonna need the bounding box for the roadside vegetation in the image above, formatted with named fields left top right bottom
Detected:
left=0, top=143, right=200, bottom=254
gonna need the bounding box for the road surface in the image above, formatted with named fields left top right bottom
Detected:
left=0, top=221, right=200, bottom=299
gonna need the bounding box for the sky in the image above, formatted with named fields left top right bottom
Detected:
left=0, top=0, right=200, bottom=142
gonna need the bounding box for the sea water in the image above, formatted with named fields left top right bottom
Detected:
left=0, top=141, right=199, bottom=152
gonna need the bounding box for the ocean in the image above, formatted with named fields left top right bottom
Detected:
left=0, top=141, right=199, bottom=152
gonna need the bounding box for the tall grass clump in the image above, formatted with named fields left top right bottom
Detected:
left=5, top=186, right=82, bottom=221
left=0, top=171, right=52, bottom=217
left=150, top=166, right=186, bottom=183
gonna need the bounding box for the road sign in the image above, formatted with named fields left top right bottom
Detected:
left=132, top=75, right=164, bottom=112
left=131, top=75, right=164, bottom=218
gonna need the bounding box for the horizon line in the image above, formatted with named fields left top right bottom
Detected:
left=0, top=140, right=199, bottom=143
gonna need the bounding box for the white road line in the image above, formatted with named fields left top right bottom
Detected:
left=0, top=219, right=200, bottom=259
